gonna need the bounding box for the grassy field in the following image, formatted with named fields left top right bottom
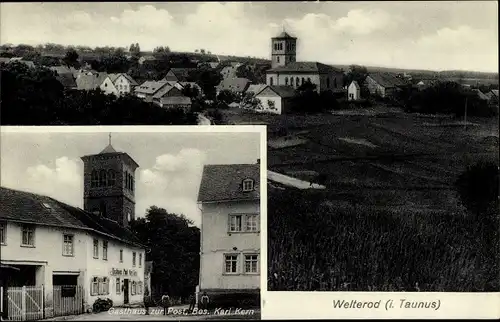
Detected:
left=220, top=106, right=499, bottom=291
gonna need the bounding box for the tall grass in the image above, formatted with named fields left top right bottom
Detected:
left=267, top=189, right=499, bottom=292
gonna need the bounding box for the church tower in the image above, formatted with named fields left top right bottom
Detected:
left=271, top=29, right=297, bottom=69
left=81, top=134, right=139, bottom=228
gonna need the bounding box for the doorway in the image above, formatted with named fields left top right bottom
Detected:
left=123, top=279, right=129, bottom=304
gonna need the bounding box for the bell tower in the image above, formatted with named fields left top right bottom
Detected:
left=271, top=28, right=297, bottom=69
left=81, top=134, right=139, bottom=227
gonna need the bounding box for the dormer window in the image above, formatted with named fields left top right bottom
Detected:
left=242, top=179, right=254, bottom=192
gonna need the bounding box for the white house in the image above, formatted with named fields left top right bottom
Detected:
left=348, top=81, right=361, bottom=101
left=254, top=85, right=296, bottom=115
left=100, top=73, right=138, bottom=97
left=197, top=163, right=260, bottom=307
left=0, top=142, right=146, bottom=320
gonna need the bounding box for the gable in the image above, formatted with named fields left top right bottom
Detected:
left=101, top=77, right=117, bottom=92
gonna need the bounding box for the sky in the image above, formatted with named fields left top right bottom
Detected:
left=0, top=1, right=498, bottom=72
left=0, top=130, right=261, bottom=227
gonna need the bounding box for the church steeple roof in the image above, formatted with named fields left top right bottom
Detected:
left=275, top=31, right=294, bottom=38
left=99, top=133, right=117, bottom=154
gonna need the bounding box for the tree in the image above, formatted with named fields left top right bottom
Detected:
left=129, top=43, right=141, bottom=57
left=188, top=66, right=222, bottom=100
left=130, top=206, right=200, bottom=300
left=181, top=83, right=200, bottom=99
left=63, top=49, right=79, bottom=68
left=344, top=65, right=368, bottom=87
left=217, top=89, right=239, bottom=104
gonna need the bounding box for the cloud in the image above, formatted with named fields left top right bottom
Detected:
left=137, top=148, right=207, bottom=226
left=14, top=157, right=83, bottom=207
left=0, top=3, right=497, bottom=71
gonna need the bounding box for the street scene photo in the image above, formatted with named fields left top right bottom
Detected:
left=0, top=128, right=263, bottom=320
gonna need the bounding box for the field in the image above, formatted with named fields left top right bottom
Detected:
left=220, top=107, right=499, bottom=291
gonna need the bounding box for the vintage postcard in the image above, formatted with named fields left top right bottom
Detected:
left=0, top=126, right=266, bottom=320
left=1, top=1, right=499, bottom=320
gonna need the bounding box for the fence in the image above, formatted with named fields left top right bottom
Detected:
left=1, top=286, right=44, bottom=321
left=52, top=285, right=84, bottom=317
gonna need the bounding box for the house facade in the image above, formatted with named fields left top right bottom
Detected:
left=348, top=81, right=361, bottom=101
left=365, top=73, right=408, bottom=98
left=100, top=74, right=138, bottom=97
left=197, top=164, right=260, bottom=305
left=134, top=80, right=171, bottom=102
left=0, top=142, right=146, bottom=320
left=254, top=85, right=295, bottom=115
left=265, top=31, right=343, bottom=93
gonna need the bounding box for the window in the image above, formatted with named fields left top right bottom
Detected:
left=334, top=78, right=337, bottom=88
left=244, top=254, right=259, bottom=274
left=93, top=239, right=99, bottom=258
left=296, top=77, right=300, bottom=86
left=131, top=281, right=136, bottom=295
left=107, top=170, right=115, bottom=186
left=91, top=277, right=99, bottom=296
left=132, top=252, right=136, bottom=267
left=228, top=215, right=242, bottom=232
left=21, top=225, right=35, bottom=246
left=138, top=282, right=143, bottom=295
left=307, top=77, right=311, bottom=83
left=62, top=234, right=74, bottom=256
left=290, top=77, right=294, bottom=87
left=0, top=222, right=5, bottom=245
left=224, top=254, right=238, bottom=274
left=327, top=77, right=330, bottom=88
left=269, top=77, right=273, bottom=86
left=119, top=249, right=123, bottom=262
left=100, top=277, right=109, bottom=295
left=285, top=77, right=288, bottom=85
left=99, top=170, right=107, bottom=187
left=91, top=171, right=98, bottom=187
left=302, top=77, right=305, bottom=84
left=103, top=241, right=108, bottom=260
left=245, top=214, right=259, bottom=232
left=242, top=179, right=254, bottom=192
left=116, top=278, right=121, bottom=294
left=139, top=253, right=142, bottom=268
left=277, top=56, right=280, bottom=63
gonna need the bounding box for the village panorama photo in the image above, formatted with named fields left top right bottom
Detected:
left=0, top=126, right=265, bottom=321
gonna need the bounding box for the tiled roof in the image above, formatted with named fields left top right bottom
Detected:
left=76, top=72, right=108, bottom=90
left=50, top=65, right=76, bottom=76
left=367, top=73, right=408, bottom=88
left=152, top=84, right=177, bottom=99
left=198, top=164, right=260, bottom=202
left=135, top=80, right=170, bottom=95
left=491, top=89, right=499, bottom=98
left=159, top=96, right=192, bottom=106
left=217, top=77, right=251, bottom=93
left=255, top=85, right=296, bottom=98
left=274, top=31, right=296, bottom=39
left=100, top=144, right=117, bottom=154
left=473, top=89, right=489, bottom=100
left=246, top=84, right=268, bottom=95
left=168, top=68, right=195, bottom=81
left=108, top=73, right=138, bottom=86
left=267, top=61, right=342, bottom=73
left=56, top=74, right=77, bottom=89
left=0, top=186, right=144, bottom=248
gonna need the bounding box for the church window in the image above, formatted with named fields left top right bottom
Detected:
left=277, top=56, right=280, bottom=63
left=107, top=170, right=115, bottom=186
left=285, top=77, right=288, bottom=85
left=296, top=77, right=300, bottom=87
left=99, top=170, right=107, bottom=187
left=307, top=77, right=311, bottom=83
left=91, top=171, right=99, bottom=188
left=270, top=77, right=273, bottom=86
left=290, top=77, right=294, bottom=87
left=124, top=171, right=127, bottom=188
left=327, top=77, right=330, bottom=88
left=302, top=77, right=305, bottom=84
left=334, top=78, right=337, bottom=88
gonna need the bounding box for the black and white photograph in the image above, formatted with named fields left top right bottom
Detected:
left=0, top=127, right=264, bottom=321
left=1, top=0, right=499, bottom=320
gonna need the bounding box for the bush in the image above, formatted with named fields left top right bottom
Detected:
left=92, top=298, right=113, bottom=313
